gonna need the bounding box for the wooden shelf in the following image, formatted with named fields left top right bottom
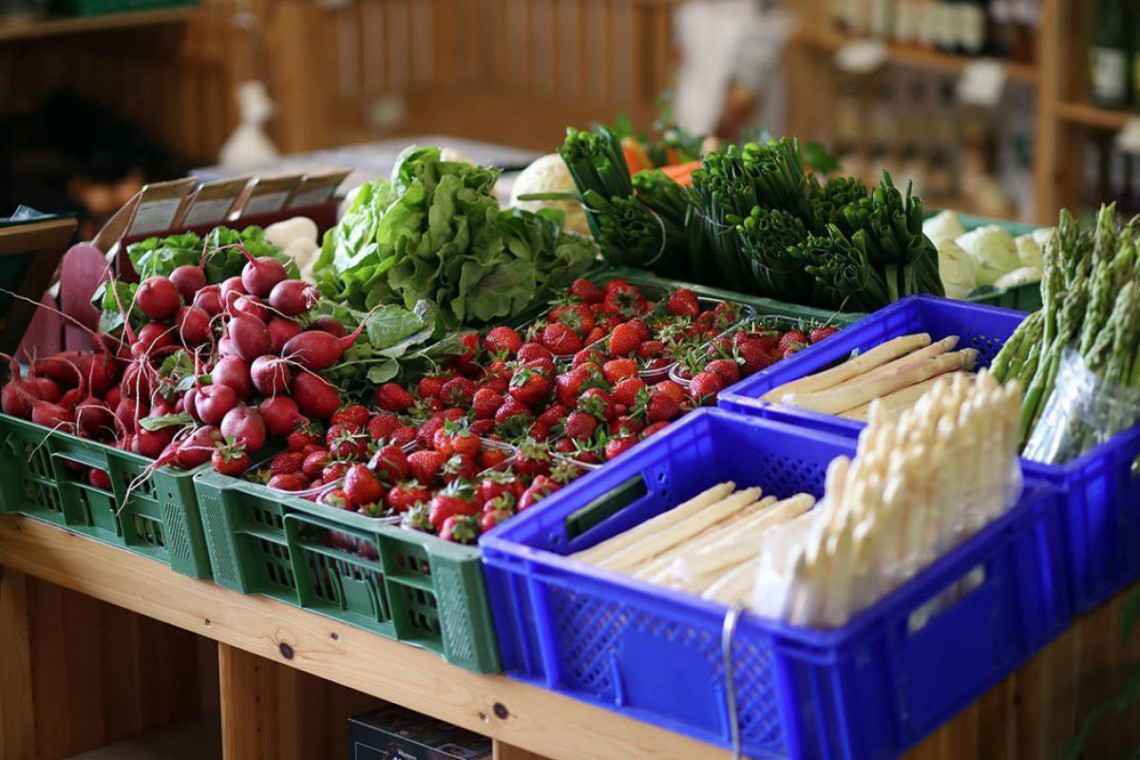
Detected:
left=798, top=29, right=1039, bottom=84
left=0, top=7, right=194, bottom=43
left=1055, top=101, right=1137, bottom=131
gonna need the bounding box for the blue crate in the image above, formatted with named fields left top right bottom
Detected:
left=718, top=295, right=1140, bottom=614
left=480, top=409, right=1066, bottom=759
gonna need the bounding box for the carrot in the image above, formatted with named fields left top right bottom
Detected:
left=621, top=138, right=652, bottom=176
left=658, top=161, right=702, bottom=187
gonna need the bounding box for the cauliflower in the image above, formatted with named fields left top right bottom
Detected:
left=510, top=154, right=589, bottom=236
left=956, top=225, right=1020, bottom=286
left=923, top=210, right=967, bottom=243
left=936, top=237, right=978, bottom=299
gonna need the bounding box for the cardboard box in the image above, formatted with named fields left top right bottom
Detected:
left=348, top=705, right=490, bottom=760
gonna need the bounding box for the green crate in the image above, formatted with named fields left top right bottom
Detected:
left=194, top=471, right=500, bottom=673
left=51, top=0, right=197, bottom=15
left=0, top=414, right=212, bottom=579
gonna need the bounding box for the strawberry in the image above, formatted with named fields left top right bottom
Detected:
left=569, top=278, right=604, bottom=304
left=645, top=391, right=681, bottom=423
left=375, top=383, right=414, bottom=413
left=612, top=376, right=646, bottom=407
left=642, top=420, right=671, bottom=438
left=537, top=402, right=569, bottom=429
left=371, top=444, right=410, bottom=484
left=478, top=445, right=509, bottom=469
left=602, top=280, right=646, bottom=317
left=578, top=388, right=616, bottom=422
left=484, top=326, right=523, bottom=357
left=555, top=367, right=589, bottom=407
left=604, top=436, right=640, bottom=460
left=440, top=376, right=476, bottom=407
left=470, top=387, right=504, bottom=420
left=331, top=404, right=370, bottom=430
left=614, top=414, right=645, bottom=436
left=286, top=420, right=322, bottom=452
left=572, top=345, right=608, bottom=369
left=439, top=514, right=479, bottom=544
left=417, top=374, right=447, bottom=400
left=328, top=428, right=367, bottom=461
left=429, top=483, right=478, bottom=529
left=540, top=322, right=583, bottom=355
left=390, top=425, right=417, bottom=447
left=509, top=367, right=551, bottom=406
left=448, top=332, right=482, bottom=375
left=549, top=303, right=595, bottom=336
left=778, top=329, right=807, bottom=355
left=637, top=340, right=666, bottom=360
left=477, top=471, right=517, bottom=503
left=366, top=413, right=401, bottom=441
left=302, top=450, right=329, bottom=479
left=654, top=380, right=688, bottom=406
left=584, top=326, right=607, bottom=345
left=737, top=342, right=776, bottom=376
left=400, top=504, right=433, bottom=533
left=321, top=489, right=349, bottom=510
left=555, top=437, right=576, bottom=454
left=408, top=449, right=446, bottom=486
left=705, top=358, right=741, bottom=385
left=415, top=412, right=451, bottom=449
left=480, top=509, right=512, bottom=532
left=564, top=411, right=598, bottom=441
left=608, top=323, right=641, bottom=357
left=451, top=429, right=482, bottom=458
left=443, top=453, right=479, bottom=482
left=469, top=419, right=495, bottom=437
left=627, top=318, right=652, bottom=342
left=516, top=342, right=554, bottom=364
left=322, top=462, right=348, bottom=482
left=493, top=397, right=534, bottom=435
left=524, top=355, right=557, bottom=379
left=810, top=325, right=840, bottom=344
left=529, top=419, right=552, bottom=441
left=514, top=439, right=553, bottom=477
left=689, top=371, right=725, bottom=405
left=602, top=358, right=638, bottom=383
left=212, top=439, right=249, bottom=475
left=667, top=288, right=700, bottom=318
left=519, top=476, right=560, bottom=511
left=270, top=451, right=306, bottom=475
left=344, top=464, right=384, bottom=507
left=386, top=482, right=431, bottom=514
left=741, top=329, right=780, bottom=354
left=268, top=473, right=308, bottom=491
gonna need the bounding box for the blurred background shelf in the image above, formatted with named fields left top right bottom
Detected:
left=0, top=7, right=193, bottom=41
left=1055, top=101, right=1135, bottom=130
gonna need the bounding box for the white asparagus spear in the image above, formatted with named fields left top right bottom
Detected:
left=825, top=335, right=960, bottom=395
left=762, top=333, right=933, bottom=401
left=840, top=373, right=973, bottom=421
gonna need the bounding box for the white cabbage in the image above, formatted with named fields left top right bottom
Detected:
left=936, top=237, right=978, bottom=300
left=956, top=225, right=1021, bottom=286
left=923, top=211, right=967, bottom=242
left=510, top=154, right=589, bottom=236
left=994, top=267, right=1043, bottom=289
left=1015, top=231, right=1046, bottom=268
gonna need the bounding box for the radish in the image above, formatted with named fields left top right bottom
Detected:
left=115, top=397, right=145, bottom=433
left=105, top=386, right=122, bottom=409
left=258, top=396, right=301, bottom=437
left=212, top=355, right=254, bottom=399
left=121, top=362, right=153, bottom=400
left=174, top=425, right=222, bottom=469
left=132, top=322, right=175, bottom=358
left=221, top=277, right=246, bottom=311
left=183, top=388, right=200, bottom=422
left=239, top=247, right=288, bottom=298
left=76, top=399, right=115, bottom=439
left=218, top=337, right=238, bottom=357
left=30, top=377, right=62, bottom=403
left=2, top=378, right=36, bottom=418
left=220, top=405, right=266, bottom=452
left=175, top=306, right=211, bottom=347
left=267, top=317, right=302, bottom=354
left=232, top=295, right=269, bottom=323
left=268, top=280, right=318, bottom=317
left=290, top=371, right=339, bottom=421
left=170, top=265, right=207, bottom=303
left=150, top=397, right=176, bottom=418
left=31, top=399, right=74, bottom=430
left=227, top=314, right=271, bottom=362
left=133, top=427, right=175, bottom=459
left=194, top=285, right=223, bottom=316
left=32, top=354, right=82, bottom=388
left=250, top=355, right=291, bottom=396
left=83, top=353, right=119, bottom=397
left=282, top=317, right=370, bottom=371
left=195, top=384, right=239, bottom=426
left=135, top=277, right=182, bottom=321
left=89, top=469, right=112, bottom=490
left=308, top=316, right=347, bottom=338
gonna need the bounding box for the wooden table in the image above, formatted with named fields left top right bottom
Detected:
left=0, top=515, right=1137, bottom=759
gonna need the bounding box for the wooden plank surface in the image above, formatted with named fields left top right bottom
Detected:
left=0, top=568, right=34, bottom=759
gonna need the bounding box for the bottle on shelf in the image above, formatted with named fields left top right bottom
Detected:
left=870, top=0, right=894, bottom=38
left=957, top=0, right=989, bottom=57
left=936, top=0, right=961, bottom=54
left=1089, top=0, right=1129, bottom=109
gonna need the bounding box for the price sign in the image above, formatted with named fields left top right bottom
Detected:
left=958, top=59, right=1007, bottom=107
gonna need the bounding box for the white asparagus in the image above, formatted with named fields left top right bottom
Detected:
left=827, top=335, right=960, bottom=396
left=572, top=482, right=734, bottom=565
left=839, top=373, right=973, bottom=421
left=761, top=333, right=933, bottom=402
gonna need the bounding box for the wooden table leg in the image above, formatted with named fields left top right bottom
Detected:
left=0, top=567, right=34, bottom=760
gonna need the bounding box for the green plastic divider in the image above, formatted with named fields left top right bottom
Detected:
left=0, top=413, right=212, bottom=579
left=50, top=0, right=198, bottom=15
left=193, top=470, right=501, bottom=673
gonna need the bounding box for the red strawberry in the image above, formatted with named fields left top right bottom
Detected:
left=738, top=342, right=776, bottom=376
left=469, top=386, right=504, bottom=419
left=529, top=419, right=552, bottom=441
left=331, top=404, right=370, bottom=430
left=550, top=303, right=595, bottom=336
left=555, top=367, right=589, bottom=407
left=514, top=439, right=553, bottom=477
left=302, top=450, right=329, bottom=479
left=572, top=345, right=608, bottom=368
left=667, top=288, right=700, bottom=318
left=270, top=451, right=306, bottom=475
left=705, top=358, right=740, bottom=385
left=321, top=489, right=349, bottom=510
left=429, top=483, right=478, bottom=529
left=439, top=514, right=480, bottom=544
left=408, top=449, right=446, bottom=486
left=386, top=482, right=431, bottom=514
left=627, top=318, right=652, bottom=342
left=778, top=329, right=807, bottom=355
left=478, top=446, right=509, bottom=469
left=509, top=368, right=551, bottom=406
left=564, top=411, right=598, bottom=441
left=417, top=375, right=447, bottom=400
left=602, top=281, right=646, bottom=317
left=516, top=342, right=554, bottom=364
left=344, top=464, right=384, bottom=507
left=484, top=326, right=523, bottom=357
left=375, top=383, right=414, bottom=413
left=608, top=323, right=641, bottom=357
left=645, top=391, right=681, bottom=423
left=322, top=462, right=348, bottom=482
left=654, top=380, right=688, bottom=406
left=604, top=436, right=640, bottom=460
left=469, top=419, right=495, bottom=437
left=690, top=371, right=725, bottom=405
left=440, top=376, right=476, bottom=407
left=477, top=471, right=517, bottom=503
left=212, top=439, right=249, bottom=475
left=443, top=453, right=479, bottom=482
left=578, top=388, right=616, bottom=422
left=569, top=278, right=604, bottom=304
left=328, top=428, right=367, bottom=461
left=555, top=437, right=576, bottom=454
left=584, top=326, right=607, bottom=344
left=390, top=425, right=417, bottom=447
left=637, top=340, right=666, bottom=360
left=268, top=473, right=307, bottom=491
left=602, top=358, right=638, bottom=383
left=286, top=420, right=322, bottom=452
left=367, top=413, right=401, bottom=441
left=612, top=376, right=646, bottom=407
left=448, top=332, right=482, bottom=375
left=642, top=421, right=671, bottom=438
left=810, top=325, right=840, bottom=344
left=540, top=322, right=583, bottom=355
left=493, top=397, right=534, bottom=433
left=614, top=414, right=645, bottom=436
left=371, top=444, right=410, bottom=483
left=519, top=476, right=560, bottom=510
left=481, top=509, right=513, bottom=532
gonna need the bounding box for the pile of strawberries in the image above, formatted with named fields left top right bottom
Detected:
left=672, top=321, right=842, bottom=399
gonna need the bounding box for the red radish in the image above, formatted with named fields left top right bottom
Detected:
left=121, top=362, right=153, bottom=400
left=150, top=397, right=176, bottom=418
left=221, top=277, right=246, bottom=310
left=174, top=425, right=222, bottom=469
left=232, top=295, right=269, bottom=323
left=132, top=322, right=175, bottom=358
left=251, top=355, right=291, bottom=395
left=32, top=355, right=82, bottom=388
left=220, top=405, right=266, bottom=452
left=282, top=314, right=371, bottom=371
left=268, top=280, right=319, bottom=317
left=227, top=314, right=271, bottom=362
left=195, top=383, right=239, bottom=425
left=115, top=397, right=145, bottom=433
left=2, top=378, right=36, bottom=418
left=194, top=285, right=223, bottom=316
left=83, top=353, right=118, bottom=397
left=258, top=395, right=301, bottom=437
left=290, top=371, right=339, bottom=421
left=212, top=356, right=254, bottom=399
left=31, top=399, right=74, bottom=430
left=133, top=427, right=175, bottom=459
left=267, top=317, right=302, bottom=354
left=75, top=399, right=115, bottom=439
left=239, top=248, right=288, bottom=298
left=89, top=469, right=112, bottom=489
left=218, top=337, right=238, bottom=357
left=183, top=388, right=200, bottom=422
left=105, top=386, right=122, bottom=410
left=175, top=306, right=211, bottom=347
left=170, top=265, right=207, bottom=303
left=135, top=277, right=182, bottom=321
left=30, top=377, right=62, bottom=403
left=308, top=316, right=347, bottom=338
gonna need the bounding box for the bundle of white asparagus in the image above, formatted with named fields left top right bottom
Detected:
left=762, top=333, right=980, bottom=422
left=755, top=371, right=1023, bottom=628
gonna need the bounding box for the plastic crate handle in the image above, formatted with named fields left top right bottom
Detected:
left=563, top=475, right=649, bottom=541
left=282, top=509, right=382, bottom=559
